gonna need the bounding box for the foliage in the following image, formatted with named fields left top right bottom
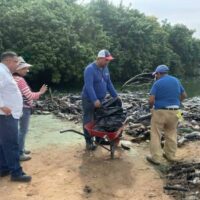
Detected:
left=0, top=0, right=200, bottom=87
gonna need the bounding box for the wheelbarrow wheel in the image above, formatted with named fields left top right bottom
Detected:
left=110, top=142, right=115, bottom=159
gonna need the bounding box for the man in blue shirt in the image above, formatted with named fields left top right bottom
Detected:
left=82, top=49, right=118, bottom=150
left=146, top=65, right=187, bottom=165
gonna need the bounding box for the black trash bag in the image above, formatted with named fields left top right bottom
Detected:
left=101, top=97, right=122, bottom=108
left=94, top=97, right=126, bottom=132
left=95, top=106, right=123, bottom=121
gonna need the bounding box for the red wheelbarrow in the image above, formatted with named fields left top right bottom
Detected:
left=60, top=120, right=127, bottom=159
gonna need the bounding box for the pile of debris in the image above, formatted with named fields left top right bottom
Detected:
left=33, top=92, right=200, bottom=146
left=34, top=94, right=82, bottom=123
left=164, top=162, right=200, bottom=200
left=122, top=95, right=200, bottom=146
left=33, top=92, right=150, bottom=124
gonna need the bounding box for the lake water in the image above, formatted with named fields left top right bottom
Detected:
left=118, top=77, right=200, bottom=98
left=51, top=77, right=200, bottom=98
left=182, top=78, right=200, bottom=97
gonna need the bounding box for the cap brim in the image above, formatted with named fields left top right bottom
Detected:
left=105, top=55, right=114, bottom=61
left=152, top=72, right=156, bottom=75
left=24, top=64, right=32, bottom=67
left=152, top=70, right=169, bottom=75
left=17, top=64, right=32, bottom=70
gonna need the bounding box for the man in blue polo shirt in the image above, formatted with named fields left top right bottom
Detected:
left=146, top=65, right=187, bottom=165
left=81, top=49, right=118, bottom=150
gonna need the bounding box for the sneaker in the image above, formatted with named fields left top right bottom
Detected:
left=146, top=156, right=161, bottom=165
left=11, top=174, right=32, bottom=182
left=24, top=150, right=31, bottom=154
left=86, top=143, right=97, bottom=151
left=20, top=154, right=32, bottom=161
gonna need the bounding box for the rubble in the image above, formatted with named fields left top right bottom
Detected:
left=33, top=92, right=200, bottom=146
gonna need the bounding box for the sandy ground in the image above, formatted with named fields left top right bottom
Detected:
left=0, top=115, right=199, bottom=200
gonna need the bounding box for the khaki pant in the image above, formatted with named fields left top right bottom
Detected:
left=150, top=109, right=179, bottom=161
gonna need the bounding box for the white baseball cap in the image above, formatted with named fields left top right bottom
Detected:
left=16, top=56, right=32, bottom=70
left=97, top=49, right=114, bottom=61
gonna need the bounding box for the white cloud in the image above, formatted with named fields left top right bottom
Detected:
left=121, top=0, right=200, bottom=38
left=78, top=0, right=200, bottom=38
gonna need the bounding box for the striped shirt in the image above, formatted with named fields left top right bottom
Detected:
left=13, top=75, right=41, bottom=108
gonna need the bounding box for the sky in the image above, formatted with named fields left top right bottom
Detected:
left=113, top=0, right=200, bottom=38
left=79, top=0, right=200, bottom=38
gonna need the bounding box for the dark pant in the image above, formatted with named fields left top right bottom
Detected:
left=19, top=107, right=31, bottom=155
left=82, top=98, right=95, bottom=145
left=0, top=115, right=23, bottom=177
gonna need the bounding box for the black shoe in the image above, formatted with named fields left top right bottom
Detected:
left=0, top=170, right=10, bottom=177
left=11, top=174, right=32, bottom=182
left=20, top=154, right=32, bottom=161
left=95, top=140, right=110, bottom=145
left=86, top=143, right=97, bottom=151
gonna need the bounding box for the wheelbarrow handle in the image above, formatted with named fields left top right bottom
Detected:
left=60, top=129, right=85, bottom=137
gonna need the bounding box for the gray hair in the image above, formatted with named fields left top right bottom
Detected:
left=1, top=51, right=18, bottom=62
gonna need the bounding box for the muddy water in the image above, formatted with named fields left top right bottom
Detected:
left=27, top=114, right=84, bottom=149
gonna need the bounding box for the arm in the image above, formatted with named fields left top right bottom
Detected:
left=84, top=67, right=98, bottom=103
left=17, top=78, right=42, bottom=100
left=149, top=95, right=155, bottom=109
left=179, top=83, right=187, bottom=101
left=149, top=83, right=156, bottom=109
left=106, top=68, right=118, bottom=98
left=0, top=74, right=11, bottom=115
left=180, top=91, right=187, bottom=101
left=0, top=74, right=4, bottom=108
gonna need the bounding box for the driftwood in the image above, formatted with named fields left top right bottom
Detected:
left=187, top=172, right=200, bottom=180
left=168, top=162, right=200, bottom=172
left=164, top=162, right=200, bottom=199
left=178, top=131, right=200, bottom=146
left=167, top=168, right=195, bottom=179
left=33, top=90, right=200, bottom=148
left=121, top=72, right=153, bottom=89
left=49, top=87, right=60, bottom=112
left=164, top=185, right=189, bottom=192
left=136, top=113, right=151, bottom=122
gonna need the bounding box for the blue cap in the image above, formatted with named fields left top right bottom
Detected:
left=152, top=65, right=169, bottom=75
